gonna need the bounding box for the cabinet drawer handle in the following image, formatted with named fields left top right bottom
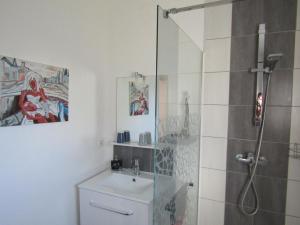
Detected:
left=89, top=200, right=134, bottom=216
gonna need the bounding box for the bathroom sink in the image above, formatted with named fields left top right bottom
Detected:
left=78, top=169, right=154, bottom=204
left=97, top=172, right=153, bottom=194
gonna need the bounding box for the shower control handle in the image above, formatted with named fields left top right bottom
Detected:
left=236, top=154, right=253, bottom=164
left=236, top=153, right=267, bottom=166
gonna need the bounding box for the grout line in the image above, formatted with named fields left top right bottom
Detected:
left=199, top=197, right=225, bottom=204
left=230, top=67, right=296, bottom=73
left=204, top=71, right=230, bottom=75
left=204, top=70, right=230, bottom=73
left=203, top=103, right=229, bottom=106
left=226, top=170, right=289, bottom=181
left=225, top=202, right=286, bottom=216
left=200, top=167, right=226, bottom=172
left=285, top=214, right=300, bottom=219
left=228, top=104, right=293, bottom=108
left=201, top=136, right=227, bottom=140
left=202, top=135, right=228, bottom=139
left=205, top=36, right=232, bottom=41
left=159, top=102, right=201, bottom=106
left=288, top=178, right=300, bottom=183
left=231, top=29, right=298, bottom=39
left=228, top=137, right=291, bottom=145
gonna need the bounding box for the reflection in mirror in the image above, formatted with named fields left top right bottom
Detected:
left=116, top=75, right=156, bottom=144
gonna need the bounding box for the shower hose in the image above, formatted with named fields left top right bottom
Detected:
left=240, top=73, right=271, bottom=216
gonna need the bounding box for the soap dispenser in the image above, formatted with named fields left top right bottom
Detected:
left=111, top=155, right=122, bottom=170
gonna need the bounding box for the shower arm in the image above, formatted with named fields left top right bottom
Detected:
left=163, top=0, right=245, bottom=18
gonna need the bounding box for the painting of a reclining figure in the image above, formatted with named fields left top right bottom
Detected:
left=0, top=55, right=69, bottom=127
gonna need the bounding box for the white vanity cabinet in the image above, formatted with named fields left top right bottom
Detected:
left=78, top=170, right=153, bottom=225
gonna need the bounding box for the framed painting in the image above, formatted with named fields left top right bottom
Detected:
left=129, top=81, right=149, bottom=116
left=0, top=55, right=69, bottom=127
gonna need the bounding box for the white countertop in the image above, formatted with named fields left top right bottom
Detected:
left=78, top=169, right=154, bottom=205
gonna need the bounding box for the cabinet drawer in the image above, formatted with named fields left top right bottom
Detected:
left=79, top=189, right=150, bottom=225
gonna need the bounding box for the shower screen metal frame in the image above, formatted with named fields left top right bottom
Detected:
left=163, top=0, right=245, bottom=18
left=153, top=6, right=202, bottom=225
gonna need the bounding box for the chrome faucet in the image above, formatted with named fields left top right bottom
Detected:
left=132, top=158, right=140, bottom=176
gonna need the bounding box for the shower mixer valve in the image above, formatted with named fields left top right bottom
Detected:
left=236, top=153, right=267, bottom=166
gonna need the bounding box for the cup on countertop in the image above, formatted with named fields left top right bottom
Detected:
left=124, top=130, right=130, bottom=143
left=145, top=132, right=152, bottom=145
left=117, top=132, right=125, bottom=143
left=139, top=133, right=146, bottom=146
left=139, top=132, right=152, bottom=145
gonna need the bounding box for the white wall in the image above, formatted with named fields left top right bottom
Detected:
left=0, top=1, right=112, bottom=225
left=99, top=0, right=158, bottom=145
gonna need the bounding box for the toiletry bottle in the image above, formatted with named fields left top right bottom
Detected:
left=111, top=155, right=122, bottom=170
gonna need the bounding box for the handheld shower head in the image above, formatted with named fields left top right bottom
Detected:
left=265, top=53, right=283, bottom=73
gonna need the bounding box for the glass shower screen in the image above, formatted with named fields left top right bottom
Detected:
left=153, top=6, right=202, bottom=225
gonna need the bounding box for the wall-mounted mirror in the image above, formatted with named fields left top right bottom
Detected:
left=116, top=75, right=156, bottom=144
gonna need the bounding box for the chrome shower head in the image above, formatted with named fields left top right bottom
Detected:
left=265, top=53, right=283, bottom=73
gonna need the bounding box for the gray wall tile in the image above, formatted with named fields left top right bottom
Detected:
left=267, top=69, right=293, bottom=107
left=231, top=35, right=257, bottom=72
left=263, top=106, right=291, bottom=143
left=229, top=70, right=293, bottom=107
left=231, top=32, right=296, bottom=72
left=232, top=0, right=297, bottom=37
left=225, top=173, right=287, bottom=218
left=228, top=106, right=291, bottom=143
left=254, top=210, right=285, bottom=225
left=113, top=146, right=133, bottom=169
left=113, top=146, right=153, bottom=172
left=226, top=172, right=255, bottom=207
left=224, top=203, right=254, bottom=225
left=255, top=176, right=287, bottom=213
left=227, top=139, right=289, bottom=178
left=265, top=32, right=296, bottom=69
left=228, top=106, right=259, bottom=140
left=232, top=0, right=264, bottom=37
left=132, top=148, right=153, bottom=172
left=263, top=0, right=297, bottom=33
left=229, top=72, right=256, bottom=106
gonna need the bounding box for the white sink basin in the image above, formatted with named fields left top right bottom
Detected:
left=78, top=170, right=154, bottom=204
left=97, top=173, right=153, bottom=194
